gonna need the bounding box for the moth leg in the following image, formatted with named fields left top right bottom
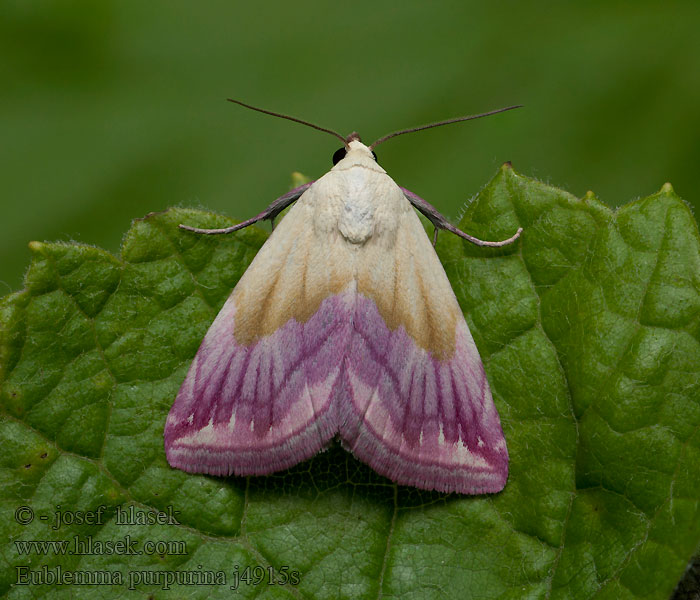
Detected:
left=179, top=181, right=314, bottom=235
left=401, top=186, right=522, bottom=247
left=432, top=227, right=439, bottom=247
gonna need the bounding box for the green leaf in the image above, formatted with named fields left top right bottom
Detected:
left=1, top=167, right=698, bottom=599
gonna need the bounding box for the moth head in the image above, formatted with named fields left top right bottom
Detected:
left=332, top=133, right=378, bottom=166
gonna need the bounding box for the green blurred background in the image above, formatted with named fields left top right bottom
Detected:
left=2, top=1, right=699, bottom=292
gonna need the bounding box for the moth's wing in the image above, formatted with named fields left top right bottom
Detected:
left=165, top=191, right=354, bottom=476
left=338, top=203, right=509, bottom=494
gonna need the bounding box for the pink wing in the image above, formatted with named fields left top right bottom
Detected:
left=336, top=203, right=508, bottom=494
left=165, top=193, right=355, bottom=476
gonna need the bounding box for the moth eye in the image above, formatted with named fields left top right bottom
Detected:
left=332, top=147, right=346, bottom=165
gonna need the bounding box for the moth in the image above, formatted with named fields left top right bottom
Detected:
left=164, top=99, right=522, bottom=494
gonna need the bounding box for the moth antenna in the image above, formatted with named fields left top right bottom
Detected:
left=228, top=98, right=347, bottom=146
left=369, top=105, right=522, bottom=150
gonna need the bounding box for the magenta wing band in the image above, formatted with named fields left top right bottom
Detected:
left=165, top=293, right=352, bottom=476
left=165, top=290, right=508, bottom=494
left=339, top=295, right=508, bottom=494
